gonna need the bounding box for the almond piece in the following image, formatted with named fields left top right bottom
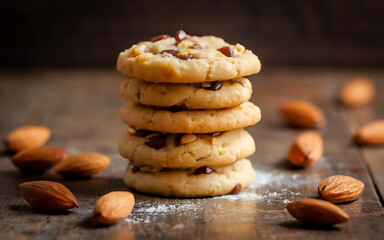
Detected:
left=280, top=100, right=325, bottom=128
left=7, top=126, right=51, bottom=152
left=12, top=146, right=66, bottom=171
left=93, top=191, right=135, bottom=224
left=354, top=119, right=384, bottom=145
left=19, top=181, right=78, bottom=210
left=286, top=199, right=349, bottom=225
left=54, top=153, right=110, bottom=178
left=318, top=175, right=364, bottom=203
left=339, top=77, right=375, bottom=107
left=288, top=131, right=323, bottom=167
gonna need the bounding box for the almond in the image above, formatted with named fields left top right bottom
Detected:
left=7, top=125, right=51, bottom=152
left=54, top=153, right=110, bottom=178
left=354, top=119, right=384, bottom=145
left=288, top=131, right=323, bottom=167
left=93, top=191, right=135, bottom=224
left=280, top=100, right=325, bottom=128
left=12, top=146, right=66, bottom=171
left=19, top=181, right=78, bottom=210
left=339, top=77, right=375, bottom=107
left=318, top=175, right=364, bottom=203
left=286, top=199, right=349, bottom=225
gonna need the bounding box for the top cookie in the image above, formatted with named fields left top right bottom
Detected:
left=116, top=30, right=261, bottom=83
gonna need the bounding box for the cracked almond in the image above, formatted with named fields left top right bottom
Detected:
left=20, top=181, right=78, bottom=210
left=93, top=191, right=135, bottom=224
left=280, top=100, right=325, bottom=128
left=288, top=131, right=323, bottom=167
left=286, top=198, right=349, bottom=225
left=318, top=175, right=364, bottom=203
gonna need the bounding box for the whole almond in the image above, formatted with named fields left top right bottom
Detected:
left=354, top=119, right=384, bottom=145
left=12, top=146, right=66, bottom=171
left=93, top=191, right=135, bottom=224
left=7, top=126, right=51, bottom=152
left=20, top=181, right=78, bottom=210
left=286, top=199, right=349, bottom=225
left=54, top=153, right=110, bottom=178
left=288, top=131, right=323, bottom=167
left=339, top=77, right=375, bottom=107
left=280, top=100, right=325, bottom=128
left=318, top=175, right=364, bottom=203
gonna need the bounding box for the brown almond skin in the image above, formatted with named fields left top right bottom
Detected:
left=280, top=100, right=325, bottom=128
left=93, top=191, right=135, bottom=224
left=12, top=146, right=67, bottom=171
left=286, top=199, right=349, bottom=225
left=20, top=181, right=78, bottom=210
left=339, top=77, right=375, bottom=107
left=288, top=131, right=323, bottom=167
left=354, top=119, right=384, bottom=145
left=7, top=126, right=51, bottom=152
left=318, top=175, right=364, bottom=203
left=54, top=153, right=110, bottom=178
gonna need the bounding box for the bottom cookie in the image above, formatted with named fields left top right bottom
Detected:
left=123, top=159, right=256, bottom=197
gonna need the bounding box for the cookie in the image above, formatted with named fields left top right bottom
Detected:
left=119, top=128, right=255, bottom=171
left=124, top=159, right=256, bottom=197
left=120, top=101, right=261, bottom=133
left=120, top=78, right=252, bottom=109
left=116, top=30, right=261, bottom=83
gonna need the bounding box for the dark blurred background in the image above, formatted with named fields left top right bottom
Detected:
left=1, top=0, right=383, bottom=68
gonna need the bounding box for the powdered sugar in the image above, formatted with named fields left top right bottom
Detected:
left=124, top=168, right=311, bottom=224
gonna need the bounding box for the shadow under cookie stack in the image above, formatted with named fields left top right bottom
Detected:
left=116, top=30, right=262, bottom=197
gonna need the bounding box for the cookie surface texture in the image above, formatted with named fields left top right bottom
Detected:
left=120, top=78, right=252, bottom=109
left=119, top=128, right=255, bottom=171
left=124, top=159, right=256, bottom=197
left=120, top=101, right=261, bottom=133
left=117, top=34, right=261, bottom=83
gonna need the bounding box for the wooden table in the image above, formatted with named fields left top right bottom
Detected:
left=0, top=67, right=383, bottom=239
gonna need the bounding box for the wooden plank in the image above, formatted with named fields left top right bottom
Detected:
left=342, top=74, right=384, bottom=205
left=0, top=68, right=383, bottom=240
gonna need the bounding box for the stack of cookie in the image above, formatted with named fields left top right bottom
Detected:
left=116, top=30, right=261, bottom=197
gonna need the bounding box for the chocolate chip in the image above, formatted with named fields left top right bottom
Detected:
left=151, top=34, right=171, bottom=42
left=135, top=129, right=155, bottom=137
left=160, top=49, right=179, bottom=56
left=145, top=134, right=166, bottom=149
left=194, top=166, right=213, bottom=175
left=228, top=184, right=242, bottom=195
left=175, top=30, right=187, bottom=43
left=217, top=46, right=234, bottom=57
left=202, top=81, right=223, bottom=91
left=169, top=105, right=187, bottom=112
left=176, top=53, right=198, bottom=60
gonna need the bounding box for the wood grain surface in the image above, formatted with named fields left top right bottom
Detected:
left=0, top=67, right=383, bottom=239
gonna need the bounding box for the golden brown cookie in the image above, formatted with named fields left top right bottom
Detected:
left=119, top=128, right=255, bottom=171
left=124, top=159, right=256, bottom=197
left=120, top=78, right=252, bottom=109
left=117, top=31, right=261, bottom=83
left=120, top=101, right=261, bottom=133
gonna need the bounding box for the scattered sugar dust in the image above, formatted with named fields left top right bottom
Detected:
left=124, top=168, right=310, bottom=224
